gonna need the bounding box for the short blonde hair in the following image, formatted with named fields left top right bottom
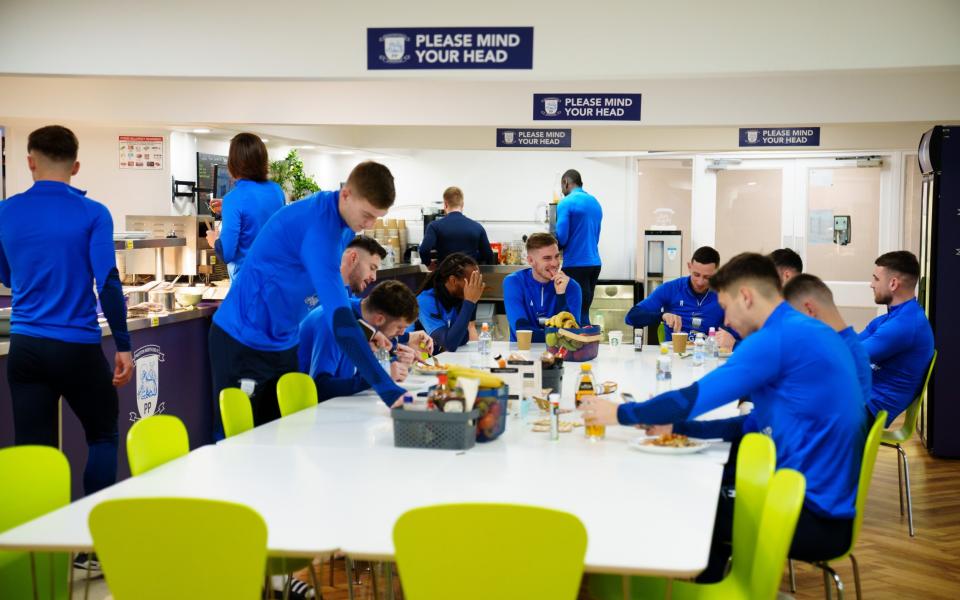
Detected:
left=442, top=186, right=464, bottom=208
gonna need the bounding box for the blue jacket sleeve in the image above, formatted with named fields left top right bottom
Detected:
left=418, top=222, right=437, bottom=263
left=427, top=300, right=476, bottom=352
left=617, top=333, right=779, bottom=425
left=477, top=226, right=496, bottom=265
left=218, top=191, right=242, bottom=263
left=89, top=207, right=130, bottom=352
left=0, top=238, right=10, bottom=288
left=503, top=275, right=528, bottom=341
left=314, top=372, right=371, bottom=402
left=625, top=284, right=669, bottom=327
left=858, top=316, right=902, bottom=363
left=674, top=415, right=746, bottom=442
left=302, top=228, right=404, bottom=406
left=555, top=201, right=571, bottom=248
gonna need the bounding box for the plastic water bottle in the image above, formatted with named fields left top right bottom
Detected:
left=478, top=322, right=492, bottom=363
left=693, top=333, right=705, bottom=367
left=707, top=327, right=719, bottom=360
left=376, top=347, right=391, bottom=374
left=656, top=343, right=673, bottom=394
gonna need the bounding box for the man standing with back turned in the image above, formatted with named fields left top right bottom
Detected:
left=555, top=169, right=602, bottom=324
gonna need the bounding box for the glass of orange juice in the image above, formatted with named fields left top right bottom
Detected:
left=585, top=423, right=606, bottom=441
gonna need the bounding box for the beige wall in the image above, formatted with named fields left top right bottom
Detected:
left=2, top=0, right=959, bottom=79
left=635, top=160, right=693, bottom=277
left=714, top=169, right=783, bottom=261
left=903, top=154, right=923, bottom=257
left=805, top=167, right=882, bottom=282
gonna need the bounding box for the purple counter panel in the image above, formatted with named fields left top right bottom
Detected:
left=0, top=316, right=214, bottom=499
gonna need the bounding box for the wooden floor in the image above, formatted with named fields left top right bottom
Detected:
left=74, top=434, right=960, bottom=600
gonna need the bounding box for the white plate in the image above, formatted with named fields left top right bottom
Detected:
left=628, top=437, right=709, bottom=455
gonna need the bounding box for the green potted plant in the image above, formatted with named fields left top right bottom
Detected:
left=270, top=149, right=320, bottom=201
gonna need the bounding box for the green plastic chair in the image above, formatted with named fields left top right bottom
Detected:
left=881, top=351, right=936, bottom=537
left=788, top=410, right=887, bottom=600
left=89, top=497, right=267, bottom=600
left=126, top=414, right=189, bottom=476
left=589, top=433, right=777, bottom=599
left=0, top=446, right=71, bottom=600
left=220, top=387, right=254, bottom=438
left=277, top=372, right=318, bottom=417
left=394, top=503, right=587, bottom=600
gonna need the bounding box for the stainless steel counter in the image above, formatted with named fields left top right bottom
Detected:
left=0, top=304, right=216, bottom=356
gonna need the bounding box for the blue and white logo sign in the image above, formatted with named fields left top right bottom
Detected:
left=533, top=94, right=641, bottom=121
left=368, top=27, right=534, bottom=70
left=739, top=127, right=820, bottom=147
left=497, top=128, right=571, bottom=148
left=132, top=344, right=166, bottom=422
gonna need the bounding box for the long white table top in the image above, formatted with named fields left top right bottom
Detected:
left=0, top=342, right=736, bottom=577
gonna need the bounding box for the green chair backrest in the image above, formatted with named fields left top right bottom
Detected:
left=657, top=322, right=666, bottom=345
left=277, top=372, right=318, bottom=417
left=126, top=415, right=189, bottom=476
left=394, top=503, right=587, bottom=600
left=731, top=433, right=776, bottom=582
left=897, top=350, right=937, bottom=441
left=220, top=387, right=254, bottom=438
left=0, top=446, right=71, bottom=600
left=749, top=469, right=806, bottom=600
left=89, top=497, right=267, bottom=600
left=831, top=409, right=887, bottom=563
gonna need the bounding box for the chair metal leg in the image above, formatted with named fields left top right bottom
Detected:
left=788, top=559, right=797, bottom=593
left=822, top=566, right=833, bottom=600
left=849, top=553, right=862, bottom=600
left=896, top=445, right=905, bottom=515
left=900, top=444, right=916, bottom=536
left=372, top=562, right=380, bottom=600
left=84, top=554, right=92, bottom=600
left=386, top=563, right=395, bottom=600
left=68, top=552, right=75, bottom=599
left=29, top=552, right=39, bottom=600
left=308, top=558, right=323, bottom=600
left=819, top=563, right=845, bottom=600
left=346, top=557, right=356, bottom=600
left=328, top=554, right=335, bottom=587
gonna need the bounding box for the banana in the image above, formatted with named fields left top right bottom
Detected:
left=446, top=366, right=504, bottom=388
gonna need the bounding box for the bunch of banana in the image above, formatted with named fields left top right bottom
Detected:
left=544, top=311, right=582, bottom=350
left=446, top=365, right=504, bottom=389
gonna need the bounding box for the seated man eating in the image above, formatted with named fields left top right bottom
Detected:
left=502, top=232, right=582, bottom=342
left=582, top=253, right=868, bottom=581
left=299, top=280, right=418, bottom=401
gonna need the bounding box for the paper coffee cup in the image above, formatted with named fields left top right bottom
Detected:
left=672, top=332, right=688, bottom=353
left=516, top=330, right=533, bottom=350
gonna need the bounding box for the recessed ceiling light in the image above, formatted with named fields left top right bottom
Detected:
left=336, top=150, right=355, bottom=155
left=260, top=138, right=270, bottom=143
left=747, top=181, right=757, bottom=186
left=192, top=128, right=211, bottom=134
left=298, top=145, right=316, bottom=150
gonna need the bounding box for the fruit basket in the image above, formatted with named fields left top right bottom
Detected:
left=474, top=385, right=508, bottom=442
left=392, top=408, right=479, bottom=450
left=545, top=325, right=603, bottom=362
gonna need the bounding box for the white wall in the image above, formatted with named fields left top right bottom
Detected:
left=297, top=150, right=637, bottom=279
left=2, top=120, right=171, bottom=224
left=2, top=0, right=958, bottom=79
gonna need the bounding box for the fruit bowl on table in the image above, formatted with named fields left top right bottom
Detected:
left=545, top=324, right=602, bottom=362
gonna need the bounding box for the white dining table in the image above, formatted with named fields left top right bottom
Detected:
left=0, top=342, right=738, bottom=578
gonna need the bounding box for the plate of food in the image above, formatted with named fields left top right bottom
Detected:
left=412, top=360, right=448, bottom=375
left=629, top=433, right=709, bottom=455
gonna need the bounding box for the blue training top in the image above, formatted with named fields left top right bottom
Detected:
left=0, top=181, right=130, bottom=351
left=858, top=299, right=934, bottom=426
left=626, top=276, right=727, bottom=336
left=214, top=190, right=403, bottom=405
left=618, top=302, right=868, bottom=519
left=502, top=268, right=582, bottom=342
left=214, top=179, right=284, bottom=278
left=298, top=305, right=378, bottom=401
left=555, top=187, right=602, bottom=267
left=418, top=211, right=496, bottom=265
left=410, top=287, right=474, bottom=352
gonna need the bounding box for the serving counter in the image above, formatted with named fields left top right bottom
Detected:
left=0, top=305, right=217, bottom=498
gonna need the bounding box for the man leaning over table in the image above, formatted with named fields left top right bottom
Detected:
left=299, top=281, right=418, bottom=402
left=625, top=245, right=737, bottom=348
left=209, top=161, right=408, bottom=438
left=582, top=253, right=868, bottom=582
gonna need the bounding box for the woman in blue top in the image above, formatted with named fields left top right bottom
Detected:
left=205, top=133, right=285, bottom=279
left=412, top=253, right=485, bottom=352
